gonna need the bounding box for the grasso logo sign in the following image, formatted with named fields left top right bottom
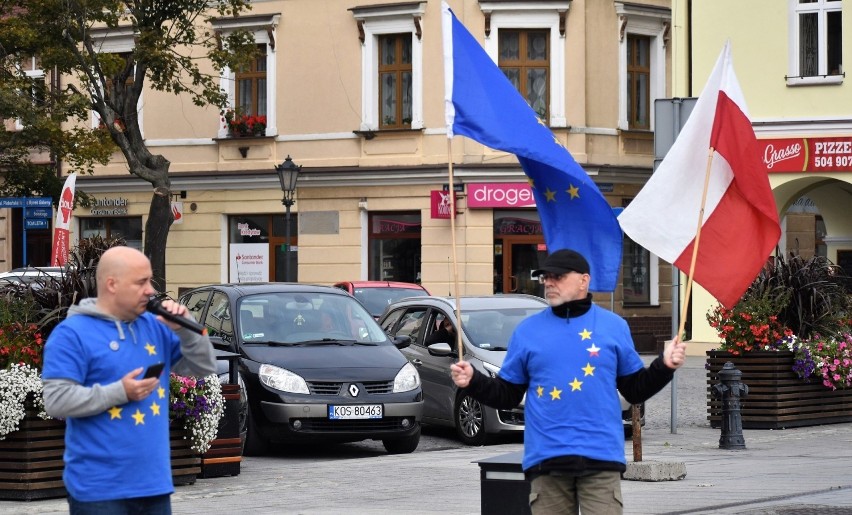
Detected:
left=468, top=183, right=536, bottom=209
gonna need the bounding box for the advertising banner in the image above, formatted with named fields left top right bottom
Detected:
left=51, top=174, right=76, bottom=266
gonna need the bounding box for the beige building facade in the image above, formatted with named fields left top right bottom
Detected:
left=3, top=0, right=675, bottom=350
left=672, top=0, right=852, bottom=352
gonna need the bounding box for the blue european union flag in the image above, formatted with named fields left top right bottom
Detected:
left=442, top=4, right=622, bottom=292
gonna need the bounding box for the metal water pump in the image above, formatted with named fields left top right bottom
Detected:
left=711, top=361, right=748, bottom=449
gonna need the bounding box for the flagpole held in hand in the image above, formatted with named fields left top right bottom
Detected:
left=447, top=139, right=465, bottom=359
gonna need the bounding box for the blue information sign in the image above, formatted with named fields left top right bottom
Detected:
left=26, top=207, right=52, bottom=219
left=24, top=219, right=49, bottom=230
left=24, top=197, right=52, bottom=207
left=0, top=197, right=24, bottom=208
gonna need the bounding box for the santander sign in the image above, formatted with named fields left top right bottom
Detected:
left=468, top=183, right=537, bottom=208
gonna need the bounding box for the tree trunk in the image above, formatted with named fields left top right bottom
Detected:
left=145, top=186, right=173, bottom=293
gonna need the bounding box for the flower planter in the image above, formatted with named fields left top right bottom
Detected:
left=706, top=350, right=852, bottom=429
left=0, top=413, right=201, bottom=500
left=0, top=411, right=66, bottom=500
left=198, top=383, right=242, bottom=478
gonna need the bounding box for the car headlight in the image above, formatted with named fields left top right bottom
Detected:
left=393, top=362, right=421, bottom=393
left=259, top=363, right=309, bottom=394
left=483, top=361, right=501, bottom=378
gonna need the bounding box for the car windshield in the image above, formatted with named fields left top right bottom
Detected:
left=460, top=307, right=545, bottom=350
left=353, top=287, right=429, bottom=317
left=237, top=292, right=389, bottom=345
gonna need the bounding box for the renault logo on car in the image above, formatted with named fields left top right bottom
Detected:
left=349, top=384, right=360, bottom=397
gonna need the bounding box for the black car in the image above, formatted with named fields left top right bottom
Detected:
left=179, top=283, right=423, bottom=455
left=379, top=295, right=643, bottom=445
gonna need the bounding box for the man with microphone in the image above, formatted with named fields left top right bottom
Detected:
left=42, top=246, right=216, bottom=514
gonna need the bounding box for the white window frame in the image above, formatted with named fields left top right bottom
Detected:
left=14, top=56, right=44, bottom=130
left=787, top=0, right=843, bottom=86
left=615, top=2, right=669, bottom=132
left=480, top=2, right=570, bottom=128
left=88, top=27, right=144, bottom=136
left=352, top=3, right=425, bottom=131
left=213, top=14, right=280, bottom=138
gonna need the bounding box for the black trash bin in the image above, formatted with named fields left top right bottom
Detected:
left=475, top=450, right=531, bottom=515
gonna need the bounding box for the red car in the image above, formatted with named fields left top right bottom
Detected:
left=333, top=281, right=430, bottom=319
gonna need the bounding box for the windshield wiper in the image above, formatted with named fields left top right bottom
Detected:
left=245, top=340, right=302, bottom=347
left=295, top=338, right=358, bottom=346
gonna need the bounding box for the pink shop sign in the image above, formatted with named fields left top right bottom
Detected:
left=467, top=183, right=536, bottom=209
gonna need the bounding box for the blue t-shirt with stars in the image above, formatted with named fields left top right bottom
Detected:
left=499, top=304, right=644, bottom=471
left=42, top=311, right=183, bottom=502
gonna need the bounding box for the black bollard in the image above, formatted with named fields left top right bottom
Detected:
left=711, top=361, right=748, bottom=449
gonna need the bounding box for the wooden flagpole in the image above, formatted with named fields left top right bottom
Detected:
left=677, top=147, right=716, bottom=339
left=447, top=139, right=464, bottom=358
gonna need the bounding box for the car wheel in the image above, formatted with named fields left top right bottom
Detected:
left=382, top=424, right=421, bottom=454
left=242, top=402, right=269, bottom=456
left=455, top=394, right=490, bottom=446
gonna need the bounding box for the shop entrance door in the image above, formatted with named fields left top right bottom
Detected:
left=495, top=236, right=547, bottom=296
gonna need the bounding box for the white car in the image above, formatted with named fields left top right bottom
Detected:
left=0, top=267, right=66, bottom=285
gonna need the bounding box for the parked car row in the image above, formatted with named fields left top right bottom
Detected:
left=179, top=280, right=645, bottom=456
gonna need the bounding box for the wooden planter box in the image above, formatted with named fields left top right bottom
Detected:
left=199, top=383, right=242, bottom=479
left=706, top=350, right=852, bottom=429
left=0, top=411, right=201, bottom=500
left=0, top=411, right=66, bottom=501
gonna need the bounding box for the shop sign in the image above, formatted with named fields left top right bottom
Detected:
left=375, top=219, right=421, bottom=234
left=494, top=217, right=543, bottom=235
left=237, top=222, right=262, bottom=237
left=430, top=190, right=456, bottom=219
left=229, top=243, right=269, bottom=282
left=90, top=197, right=129, bottom=215
left=759, top=136, right=852, bottom=173
left=468, top=183, right=536, bottom=208
left=171, top=202, right=184, bottom=225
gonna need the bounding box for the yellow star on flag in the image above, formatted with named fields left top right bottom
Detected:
left=549, top=386, right=562, bottom=400
left=587, top=343, right=601, bottom=357
left=528, top=177, right=535, bottom=188
left=108, top=406, right=122, bottom=420
left=582, top=363, right=595, bottom=376
left=544, top=188, right=557, bottom=202
left=150, top=402, right=161, bottom=416
left=145, top=343, right=157, bottom=356
left=579, top=328, right=592, bottom=340
left=536, top=385, right=544, bottom=397
left=132, top=409, right=145, bottom=425
left=567, top=184, right=580, bottom=199
left=157, top=386, right=166, bottom=399
left=570, top=378, right=583, bottom=391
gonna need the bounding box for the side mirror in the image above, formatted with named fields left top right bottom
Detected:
left=427, top=342, right=456, bottom=357
left=209, top=335, right=236, bottom=353
left=392, top=334, right=412, bottom=349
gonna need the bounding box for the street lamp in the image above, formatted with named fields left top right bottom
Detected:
left=275, top=155, right=301, bottom=282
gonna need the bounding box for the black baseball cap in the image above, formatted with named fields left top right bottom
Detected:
left=531, top=249, right=590, bottom=277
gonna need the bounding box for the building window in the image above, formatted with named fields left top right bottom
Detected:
left=481, top=3, right=568, bottom=127
left=621, top=199, right=659, bottom=306
left=788, top=0, right=842, bottom=85
left=87, top=28, right=143, bottom=133
left=14, top=55, right=45, bottom=130
left=80, top=217, right=143, bottom=250
left=368, top=213, right=421, bottom=283
left=499, top=30, right=549, bottom=120
left=615, top=2, right=669, bottom=131
left=228, top=214, right=297, bottom=282
left=378, top=34, right=412, bottom=128
left=350, top=2, right=424, bottom=131
left=627, top=35, right=650, bottom=130
left=213, top=14, right=279, bottom=138
left=235, top=45, right=268, bottom=117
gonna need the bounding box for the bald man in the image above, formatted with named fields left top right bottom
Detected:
left=42, top=246, right=215, bottom=514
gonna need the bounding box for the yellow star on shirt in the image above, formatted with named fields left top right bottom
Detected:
left=567, top=184, right=580, bottom=199
left=549, top=386, right=562, bottom=400
left=544, top=188, right=557, bottom=202
left=569, top=378, right=583, bottom=391
left=579, top=329, right=592, bottom=340
left=587, top=343, right=601, bottom=357
left=132, top=409, right=145, bottom=425
left=156, top=386, right=166, bottom=399
left=145, top=343, right=157, bottom=356
left=108, top=406, right=122, bottom=420
left=536, top=385, right=544, bottom=397
left=582, top=363, right=595, bottom=376
left=150, top=402, right=161, bottom=416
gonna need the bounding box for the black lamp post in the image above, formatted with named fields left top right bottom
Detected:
left=275, top=155, right=301, bottom=282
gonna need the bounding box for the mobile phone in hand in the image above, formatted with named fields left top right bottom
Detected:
left=143, top=362, right=165, bottom=379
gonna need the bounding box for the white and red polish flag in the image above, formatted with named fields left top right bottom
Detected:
left=51, top=173, right=76, bottom=266
left=618, top=41, right=780, bottom=308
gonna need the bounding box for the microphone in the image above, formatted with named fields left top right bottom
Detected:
left=146, top=297, right=207, bottom=335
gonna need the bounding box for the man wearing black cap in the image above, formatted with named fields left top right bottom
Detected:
left=451, top=248, right=686, bottom=514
